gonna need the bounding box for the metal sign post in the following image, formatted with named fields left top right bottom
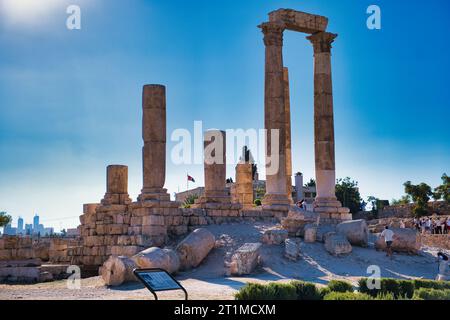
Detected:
left=133, top=268, right=188, bottom=300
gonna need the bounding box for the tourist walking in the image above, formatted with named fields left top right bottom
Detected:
left=400, top=220, right=405, bottom=229
left=436, top=252, right=449, bottom=281
left=380, top=226, right=395, bottom=259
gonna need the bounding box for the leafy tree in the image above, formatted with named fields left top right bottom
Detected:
left=433, top=173, right=449, bottom=203
left=255, top=187, right=265, bottom=199
left=391, top=195, right=411, bottom=206
left=335, top=177, right=362, bottom=214
left=0, top=211, right=12, bottom=228
left=404, top=181, right=433, bottom=217
left=304, top=178, right=316, bottom=188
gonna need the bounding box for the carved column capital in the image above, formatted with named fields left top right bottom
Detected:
left=259, top=22, right=285, bottom=46
left=307, top=31, right=337, bottom=54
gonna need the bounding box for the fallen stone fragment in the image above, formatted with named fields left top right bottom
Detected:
left=261, top=228, right=288, bottom=245
left=375, top=228, right=421, bottom=254
left=285, top=238, right=301, bottom=261
left=100, top=256, right=137, bottom=286
left=303, top=224, right=317, bottom=243
left=229, top=243, right=262, bottom=276
left=336, top=219, right=369, bottom=247
left=324, top=232, right=352, bottom=256
left=176, top=228, right=215, bottom=270
left=132, top=247, right=180, bottom=274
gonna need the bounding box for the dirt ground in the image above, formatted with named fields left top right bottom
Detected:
left=0, top=222, right=445, bottom=300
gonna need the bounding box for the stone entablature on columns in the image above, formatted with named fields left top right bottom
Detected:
left=269, top=9, right=328, bottom=34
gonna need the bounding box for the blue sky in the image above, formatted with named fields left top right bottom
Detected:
left=0, top=0, right=449, bottom=230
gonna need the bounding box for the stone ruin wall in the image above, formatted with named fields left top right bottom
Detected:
left=0, top=236, right=81, bottom=264
left=378, top=201, right=450, bottom=218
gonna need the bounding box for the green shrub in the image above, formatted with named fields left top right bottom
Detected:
left=290, top=281, right=322, bottom=300
left=253, top=199, right=262, bottom=206
left=374, top=292, right=396, bottom=300
left=413, top=288, right=450, bottom=300
left=413, top=279, right=450, bottom=291
left=235, top=282, right=297, bottom=300
left=324, top=292, right=372, bottom=300
left=358, top=278, right=414, bottom=298
left=327, top=280, right=354, bottom=293
left=319, top=287, right=331, bottom=299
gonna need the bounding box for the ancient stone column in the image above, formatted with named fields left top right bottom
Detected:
left=307, top=32, right=350, bottom=221
left=138, top=84, right=169, bottom=202
left=101, top=165, right=131, bottom=205
left=203, top=130, right=229, bottom=202
left=259, top=21, right=290, bottom=209
left=283, top=67, right=293, bottom=203
left=234, top=163, right=254, bottom=209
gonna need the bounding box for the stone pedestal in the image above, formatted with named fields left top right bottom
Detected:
left=138, top=85, right=170, bottom=202
left=193, top=130, right=231, bottom=207
left=233, top=163, right=254, bottom=209
left=101, top=165, right=131, bottom=205
left=259, top=22, right=290, bottom=211
left=307, top=32, right=350, bottom=222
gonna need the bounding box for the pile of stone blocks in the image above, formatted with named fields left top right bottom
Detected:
left=281, top=206, right=320, bottom=236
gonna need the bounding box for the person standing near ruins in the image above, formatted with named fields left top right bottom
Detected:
left=380, top=226, right=395, bottom=259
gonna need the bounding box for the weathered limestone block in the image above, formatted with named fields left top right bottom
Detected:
left=102, top=165, right=131, bottom=205
left=336, top=219, right=369, bottom=247
left=0, top=259, right=42, bottom=268
left=229, top=243, right=262, bottom=275
left=142, top=215, right=165, bottom=226
left=110, top=246, right=143, bottom=256
left=176, top=228, right=215, bottom=270
left=324, top=232, right=352, bottom=256
left=316, top=224, right=336, bottom=242
left=0, top=249, right=14, bottom=260
left=100, top=256, right=137, bottom=286
left=375, top=228, right=421, bottom=254
left=285, top=238, right=301, bottom=261
left=132, top=247, right=180, bottom=274
left=269, top=8, right=328, bottom=34
left=261, top=228, right=288, bottom=245
left=281, top=206, right=320, bottom=236
left=304, top=224, right=317, bottom=243
left=0, top=266, right=40, bottom=283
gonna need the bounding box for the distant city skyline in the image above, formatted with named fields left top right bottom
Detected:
left=2, top=213, right=56, bottom=236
